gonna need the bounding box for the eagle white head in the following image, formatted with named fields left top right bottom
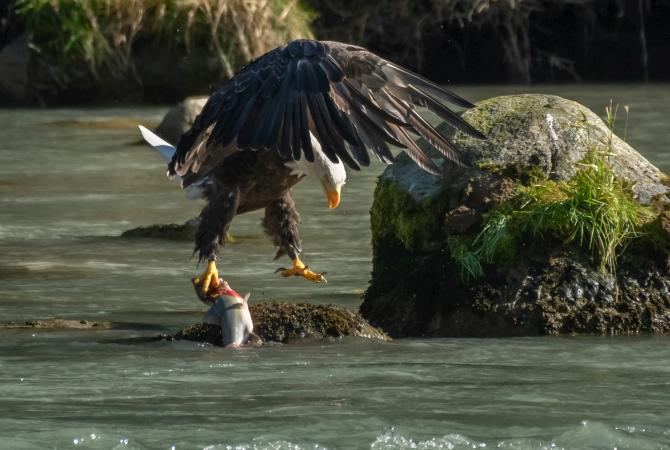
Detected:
left=284, top=133, right=346, bottom=209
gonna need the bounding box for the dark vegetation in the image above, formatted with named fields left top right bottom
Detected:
left=0, top=0, right=313, bottom=104
left=1, top=0, right=668, bottom=105
left=309, top=0, right=670, bottom=84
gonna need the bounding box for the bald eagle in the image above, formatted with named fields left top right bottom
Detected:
left=168, top=39, right=484, bottom=294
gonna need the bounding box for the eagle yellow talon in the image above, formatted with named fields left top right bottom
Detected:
left=275, top=258, right=327, bottom=283
left=195, top=260, right=220, bottom=294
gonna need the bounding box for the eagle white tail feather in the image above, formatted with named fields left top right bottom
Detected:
left=138, top=125, right=208, bottom=200
left=138, top=125, right=176, bottom=162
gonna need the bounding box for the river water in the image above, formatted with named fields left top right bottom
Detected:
left=1, top=85, right=669, bottom=449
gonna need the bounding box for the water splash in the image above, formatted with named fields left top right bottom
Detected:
left=370, top=422, right=669, bottom=450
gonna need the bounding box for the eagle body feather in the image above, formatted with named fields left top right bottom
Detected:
left=210, top=150, right=302, bottom=215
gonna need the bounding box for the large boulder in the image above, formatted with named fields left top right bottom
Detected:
left=362, top=94, right=670, bottom=337
left=451, top=94, right=667, bottom=205
left=154, top=96, right=208, bottom=144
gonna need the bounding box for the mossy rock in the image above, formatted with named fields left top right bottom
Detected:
left=370, top=162, right=446, bottom=253
left=363, top=94, right=670, bottom=337
left=175, top=302, right=389, bottom=345
left=450, top=94, right=667, bottom=204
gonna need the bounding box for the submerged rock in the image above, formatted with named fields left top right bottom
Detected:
left=175, top=302, right=389, bottom=345
left=121, top=217, right=200, bottom=240
left=362, top=94, right=670, bottom=337
left=1, top=319, right=112, bottom=330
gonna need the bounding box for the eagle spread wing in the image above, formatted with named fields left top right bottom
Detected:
left=170, top=39, right=485, bottom=185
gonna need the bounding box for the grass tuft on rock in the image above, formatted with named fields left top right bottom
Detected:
left=452, top=149, right=656, bottom=278
left=449, top=104, right=660, bottom=279
left=15, top=0, right=314, bottom=81
left=447, top=236, right=484, bottom=281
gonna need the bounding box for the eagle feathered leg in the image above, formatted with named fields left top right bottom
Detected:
left=193, top=184, right=241, bottom=294
left=263, top=191, right=326, bottom=284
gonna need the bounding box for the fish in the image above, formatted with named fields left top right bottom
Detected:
left=192, top=278, right=260, bottom=348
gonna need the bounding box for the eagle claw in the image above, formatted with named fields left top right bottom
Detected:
left=194, top=260, right=221, bottom=294
left=275, top=265, right=327, bottom=283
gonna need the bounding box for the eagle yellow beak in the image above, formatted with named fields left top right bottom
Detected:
left=327, top=186, right=341, bottom=209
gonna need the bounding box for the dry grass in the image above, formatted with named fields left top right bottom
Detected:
left=16, top=0, right=314, bottom=81
left=311, top=0, right=594, bottom=82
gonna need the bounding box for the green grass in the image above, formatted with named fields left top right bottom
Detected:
left=447, top=236, right=484, bottom=281
left=15, top=0, right=314, bottom=81
left=451, top=108, right=656, bottom=279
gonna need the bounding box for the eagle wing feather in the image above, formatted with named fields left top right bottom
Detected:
left=170, top=39, right=484, bottom=185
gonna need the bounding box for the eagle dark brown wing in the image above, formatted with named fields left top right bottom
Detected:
left=170, top=39, right=485, bottom=185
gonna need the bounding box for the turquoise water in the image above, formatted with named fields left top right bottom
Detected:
left=1, top=85, right=670, bottom=449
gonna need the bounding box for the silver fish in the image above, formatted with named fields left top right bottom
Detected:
left=193, top=279, right=260, bottom=348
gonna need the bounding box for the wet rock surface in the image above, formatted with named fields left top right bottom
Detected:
left=175, top=302, right=389, bottom=345
left=365, top=250, right=670, bottom=337
left=362, top=94, right=670, bottom=337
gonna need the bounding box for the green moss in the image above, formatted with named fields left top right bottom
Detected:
left=370, top=179, right=447, bottom=252
left=463, top=96, right=544, bottom=134
left=450, top=95, right=553, bottom=139
left=477, top=160, right=547, bottom=185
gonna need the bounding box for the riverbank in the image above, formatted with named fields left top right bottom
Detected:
left=2, top=1, right=670, bottom=106
left=0, top=0, right=313, bottom=105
